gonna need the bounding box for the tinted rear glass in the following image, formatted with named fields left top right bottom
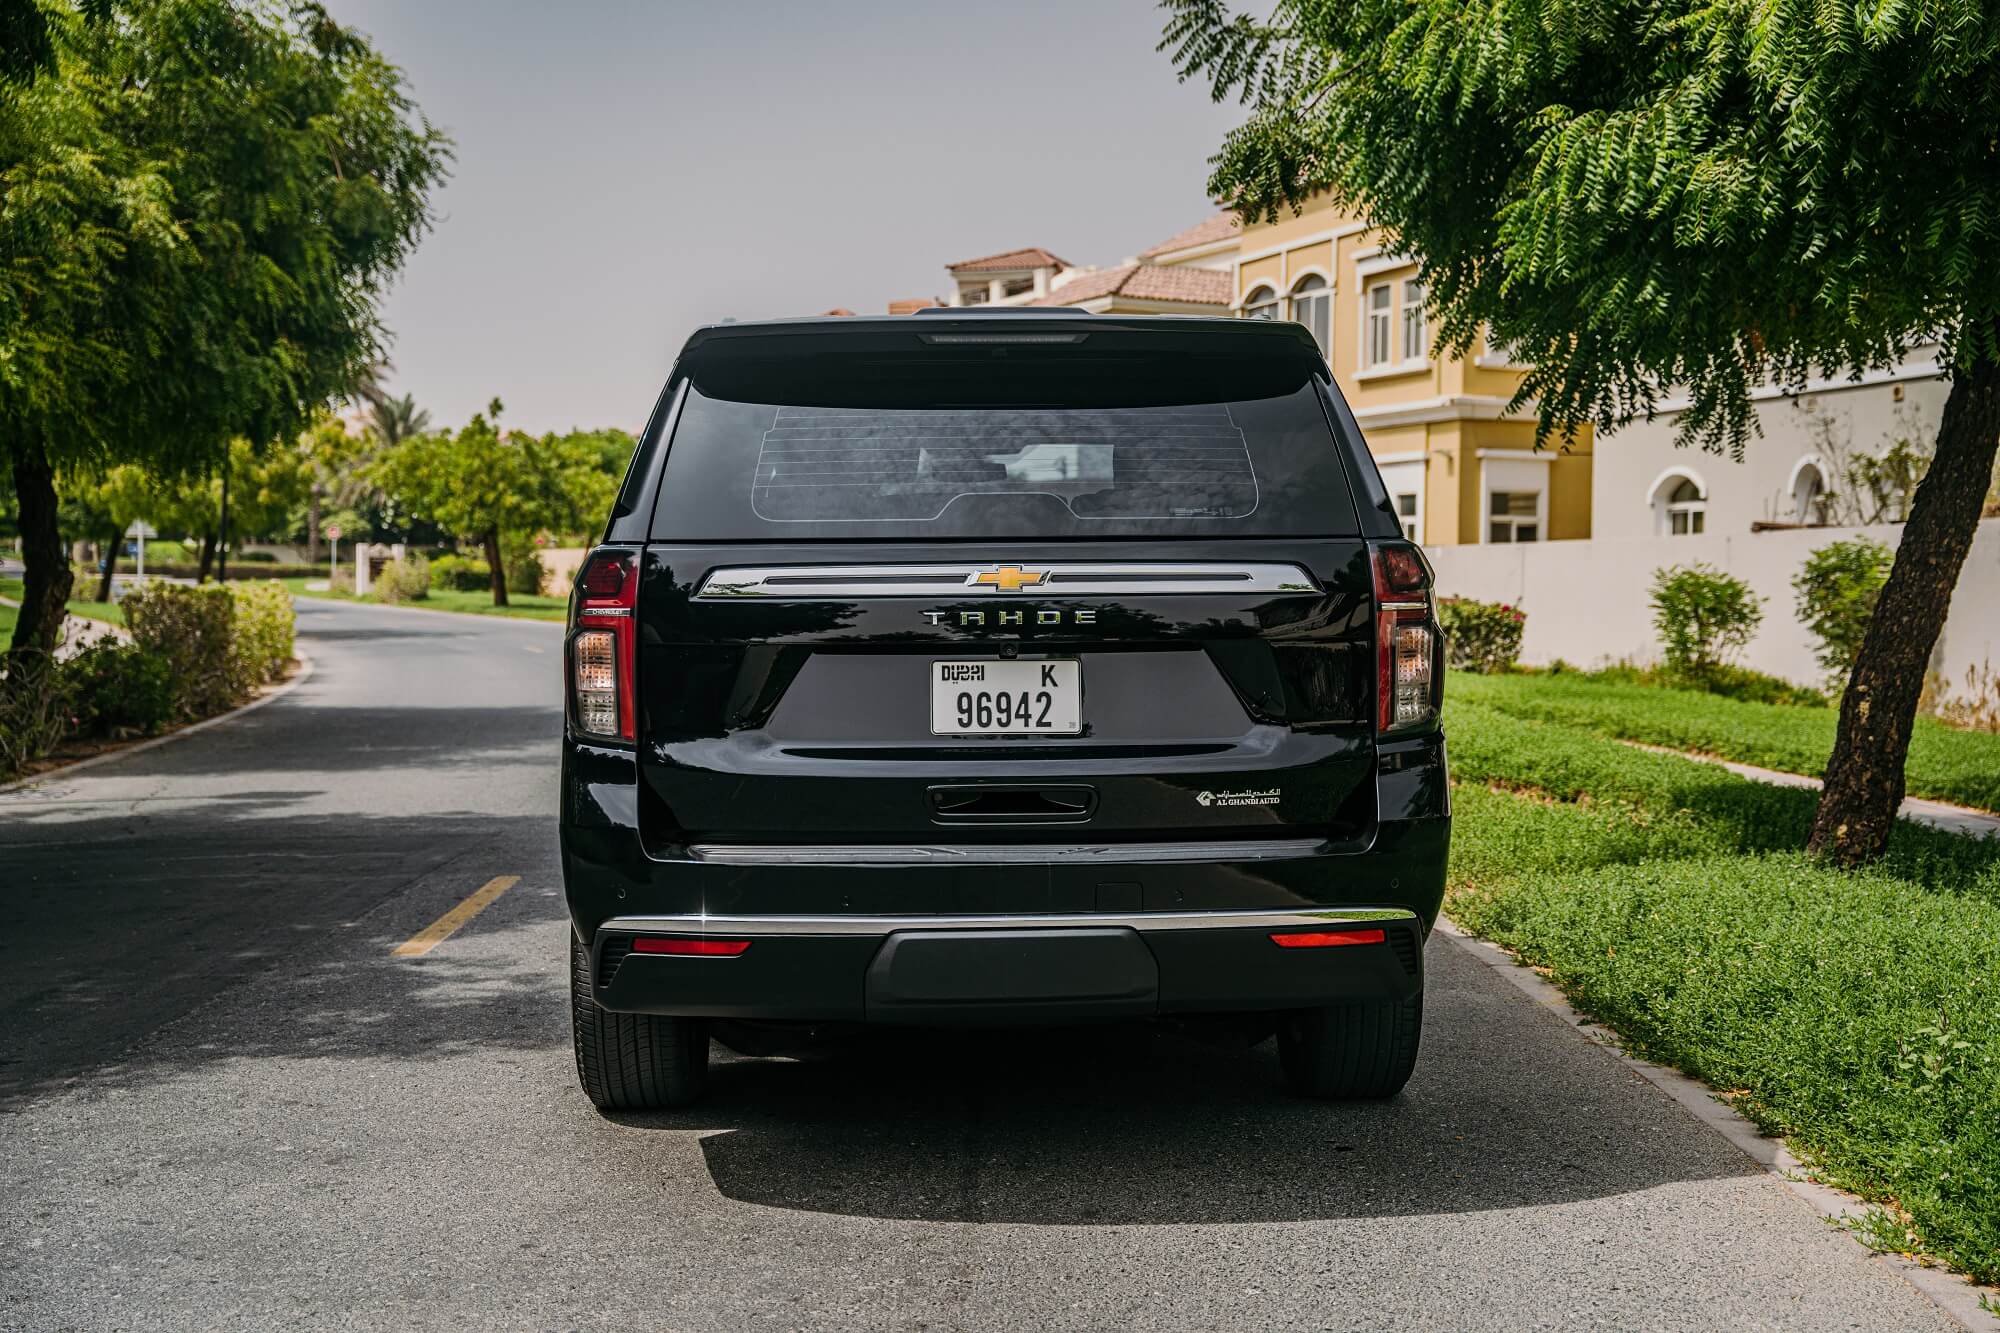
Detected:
left=649, top=333, right=1360, bottom=541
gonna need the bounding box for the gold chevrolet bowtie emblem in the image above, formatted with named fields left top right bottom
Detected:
left=968, top=564, right=1049, bottom=592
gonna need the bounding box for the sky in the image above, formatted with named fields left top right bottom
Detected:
left=324, top=0, right=1251, bottom=435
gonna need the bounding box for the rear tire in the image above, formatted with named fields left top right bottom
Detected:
left=571, top=933, right=710, bottom=1110
left=1278, top=993, right=1422, bottom=1099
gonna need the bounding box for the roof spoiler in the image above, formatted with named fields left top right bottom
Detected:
left=910, top=306, right=1085, bottom=316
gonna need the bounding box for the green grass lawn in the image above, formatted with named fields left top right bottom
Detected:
left=1452, top=668, right=2000, bottom=813
left=280, top=576, right=566, bottom=622
left=0, top=576, right=126, bottom=627
left=1443, top=690, right=2000, bottom=1284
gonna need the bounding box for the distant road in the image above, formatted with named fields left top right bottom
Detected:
left=0, top=596, right=1959, bottom=1330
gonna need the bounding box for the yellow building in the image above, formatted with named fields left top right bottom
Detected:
left=1220, top=201, right=1591, bottom=545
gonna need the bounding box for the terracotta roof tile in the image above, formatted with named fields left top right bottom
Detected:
left=886, top=298, right=939, bottom=315
left=946, top=246, right=1069, bottom=273
left=1029, top=263, right=1232, bottom=308
left=820, top=307, right=856, bottom=317
left=1138, top=213, right=1240, bottom=259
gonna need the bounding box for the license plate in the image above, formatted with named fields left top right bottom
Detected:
left=931, top=660, right=1081, bottom=735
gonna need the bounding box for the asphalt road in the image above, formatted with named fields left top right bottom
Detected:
left=0, top=597, right=1962, bottom=1331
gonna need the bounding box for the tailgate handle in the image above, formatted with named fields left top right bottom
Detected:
left=928, top=785, right=1097, bottom=824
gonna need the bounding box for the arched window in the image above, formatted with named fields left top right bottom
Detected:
left=1241, top=285, right=1279, bottom=320
left=1648, top=472, right=1708, bottom=535
left=1790, top=458, right=1829, bottom=524
left=1287, top=274, right=1330, bottom=352
left=1665, top=478, right=1706, bottom=534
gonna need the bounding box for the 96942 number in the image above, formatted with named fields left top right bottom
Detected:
left=929, top=659, right=1082, bottom=735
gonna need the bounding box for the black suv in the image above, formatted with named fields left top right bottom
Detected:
left=561, top=311, right=1448, bottom=1109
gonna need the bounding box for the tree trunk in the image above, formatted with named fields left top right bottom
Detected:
left=1809, top=343, right=2000, bottom=865
left=484, top=527, right=509, bottom=607
left=96, top=528, right=119, bottom=604
left=306, top=490, right=320, bottom=567
left=7, top=439, right=74, bottom=670
left=196, top=531, right=217, bottom=583
left=216, top=468, right=230, bottom=583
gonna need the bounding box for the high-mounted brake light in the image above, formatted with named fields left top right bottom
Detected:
left=570, top=548, right=638, bottom=743
left=1372, top=541, right=1439, bottom=735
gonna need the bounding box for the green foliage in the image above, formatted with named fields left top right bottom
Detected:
left=428, top=553, right=490, bottom=593
left=0, top=652, right=70, bottom=777
left=1445, top=708, right=2000, bottom=1281
left=123, top=578, right=292, bottom=715
left=372, top=404, right=613, bottom=600
left=505, top=548, right=545, bottom=596
left=64, top=639, right=174, bottom=736
left=226, top=579, right=293, bottom=685
left=1649, top=563, right=1761, bottom=684
left=1436, top=596, right=1524, bottom=673
left=1795, top=538, right=1894, bottom=683
left=1162, top=0, right=2000, bottom=455
left=2, top=0, right=449, bottom=471
left=123, top=582, right=235, bottom=717
left=1568, top=659, right=1827, bottom=708
left=1452, top=669, right=2000, bottom=813
left=374, top=554, right=430, bottom=604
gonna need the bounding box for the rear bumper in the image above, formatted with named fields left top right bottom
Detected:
left=589, top=906, right=1423, bottom=1024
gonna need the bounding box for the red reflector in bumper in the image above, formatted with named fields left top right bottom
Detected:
left=1270, top=927, right=1387, bottom=949
left=631, top=937, right=751, bottom=957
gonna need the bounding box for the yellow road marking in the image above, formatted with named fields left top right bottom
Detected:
left=392, top=875, right=520, bottom=958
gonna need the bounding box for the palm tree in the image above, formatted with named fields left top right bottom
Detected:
left=367, top=393, right=431, bottom=449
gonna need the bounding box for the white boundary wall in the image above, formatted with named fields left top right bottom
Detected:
left=1425, top=518, right=2000, bottom=693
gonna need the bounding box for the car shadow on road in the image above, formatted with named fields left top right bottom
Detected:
left=605, top=945, right=1759, bottom=1226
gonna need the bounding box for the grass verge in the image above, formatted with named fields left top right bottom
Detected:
left=1453, top=669, right=2000, bottom=813
left=1445, top=698, right=2000, bottom=1284
left=281, top=577, right=566, bottom=622
left=0, top=577, right=126, bottom=627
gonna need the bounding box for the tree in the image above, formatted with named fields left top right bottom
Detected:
left=1165, top=0, right=2000, bottom=865
left=367, top=393, right=431, bottom=449
left=0, top=0, right=448, bottom=675
left=374, top=401, right=613, bottom=606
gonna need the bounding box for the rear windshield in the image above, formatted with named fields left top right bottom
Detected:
left=649, top=334, right=1360, bottom=541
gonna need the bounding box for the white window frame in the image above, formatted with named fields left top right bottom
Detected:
left=1480, top=453, right=1551, bottom=545
left=1241, top=284, right=1280, bottom=321
left=1647, top=466, right=1708, bottom=537
left=1786, top=454, right=1829, bottom=524
left=1354, top=253, right=1430, bottom=378
left=1400, top=277, right=1426, bottom=361
left=1286, top=270, right=1332, bottom=355
left=1378, top=457, right=1425, bottom=543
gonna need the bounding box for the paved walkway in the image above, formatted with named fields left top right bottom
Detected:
left=1628, top=741, right=2000, bottom=839
left=0, top=595, right=130, bottom=660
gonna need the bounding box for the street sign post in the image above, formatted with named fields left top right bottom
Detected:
left=325, top=524, right=343, bottom=574
left=125, top=520, right=157, bottom=582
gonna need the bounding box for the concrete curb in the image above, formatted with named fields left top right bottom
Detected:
left=1437, top=917, right=2000, bottom=1331
left=0, top=652, right=315, bottom=798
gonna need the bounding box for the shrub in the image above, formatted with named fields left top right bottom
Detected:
left=1794, top=537, right=1894, bottom=684
left=1570, top=659, right=1825, bottom=708
left=228, top=580, right=295, bottom=685
left=65, top=641, right=176, bottom=737
left=1436, top=596, right=1526, bottom=673
left=0, top=654, right=73, bottom=778
left=123, top=582, right=237, bottom=717
left=1650, top=563, right=1762, bottom=685
left=506, top=548, right=546, bottom=596
left=430, top=553, right=491, bottom=592
left=236, top=550, right=279, bottom=563
left=375, top=555, right=431, bottom=604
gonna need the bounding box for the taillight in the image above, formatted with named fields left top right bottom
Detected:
left=571, top=548, right=638, bottom=743
left=1373, top=541, right=1438, bottom=734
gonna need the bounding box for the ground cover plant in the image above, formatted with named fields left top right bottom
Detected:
left=1452, top=670, right=2000, bottom=814
left=1441, top=696, right=2000, bottom=1283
